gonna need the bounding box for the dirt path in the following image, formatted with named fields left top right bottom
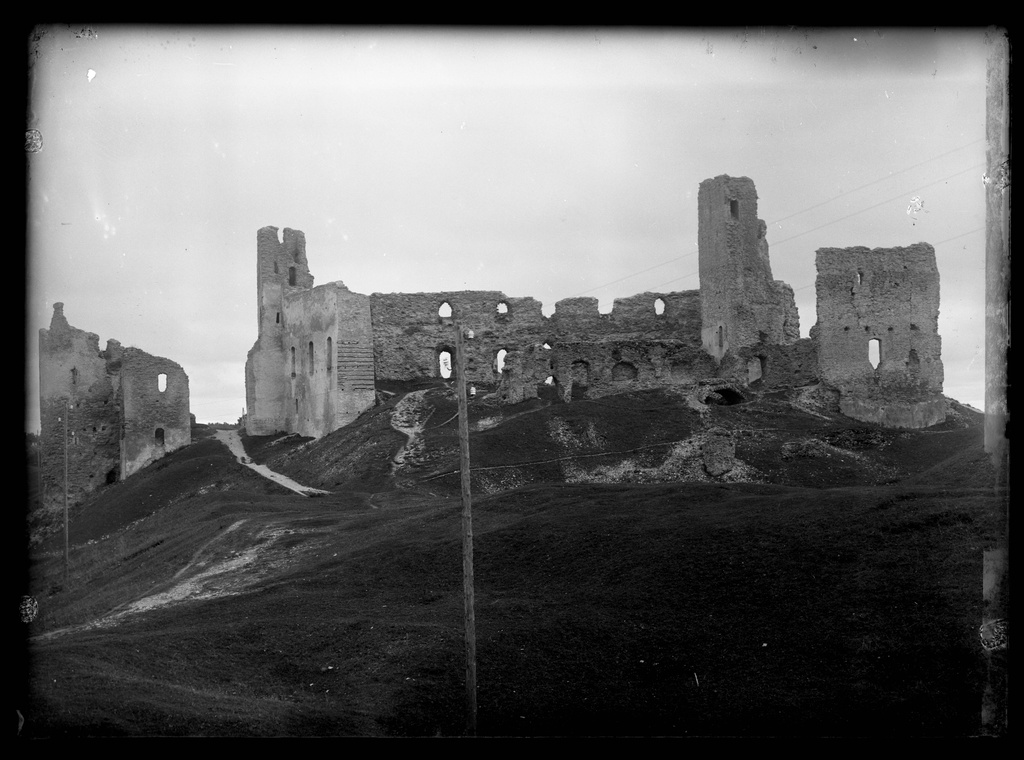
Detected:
left=213, top=429, right=330, bottom=497
left=32, top=516, right=333, bottom=641
left=389, top=390, right=434, bottom=471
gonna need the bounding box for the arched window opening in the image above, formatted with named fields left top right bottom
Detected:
left=70, top=367, right=78, bottom=386
left=729, top=198, right=739, bottom=219
left=326, top=337, right=333, bottom=371
left=495, top=349, right=507, bottom=374
left=157, top=373, right=167, bottom=393
left=291, top=346, right=296, bottom=377
left=308, top=341, right=314, bottom=372
left=544, top=376, right=555, bottom=386
left=274, top=261, right=279, bottom=274
left=155, top=427, right=165, bottom=445
left=438, top=350, right=453, bottom=379
left=612, top=362, right=638, bottom=382
left=868, top=338, right=881, bottom=370
left=496, top=301, right=509, bottom=316
left=438, top=301, right=453, bottom=319
left=654, top=297, right=666, bottom=315
left=288, top=266, right=297, bottom=286
left=717, top=325, right=724, bottom=349
left=857, top=270, right=864, bottom=285
left=276, top=312, right=281, bottom=324
left=542, top=342, right=553, bottom=350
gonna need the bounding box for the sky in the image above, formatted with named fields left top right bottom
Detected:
left=25, top=26, right=997, bottom=430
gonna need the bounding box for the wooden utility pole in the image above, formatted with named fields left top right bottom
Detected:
left=454, top=322, right=477, bottom=736
left=63, top=399, right=69, bottom=584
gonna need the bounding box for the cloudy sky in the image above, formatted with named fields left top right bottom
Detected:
left=26, top=26, right=995, bottom=429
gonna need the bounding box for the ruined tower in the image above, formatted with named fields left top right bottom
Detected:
left=38, top=304, right=190, bottom=513
left=698, top=175, right=799, bottom=362
left=814, top=243, right=946, bottom=428
left=245, top=227, right=376, bottom=438
left=245, top=227, right=312, bottom=435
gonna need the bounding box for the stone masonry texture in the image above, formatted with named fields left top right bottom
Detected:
left=814, top=243, right=946, bottom=428
left=244, top=175, right=949, bottom=439
left=38, top=303, right=191, bottom=513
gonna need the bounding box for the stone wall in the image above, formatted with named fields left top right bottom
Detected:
left=277, top=282, right=376, bottom=439
left=120, top=349, right=191, bottom=477
left=370, top=290, right=549, bottom=385
left=245, top=177, right=947, bottom=438
left=698, top=175, right=797, bottom=360
left=370, top=289, right=704, bottom=388
left=246, top=224, right=380, bottom=438
left=38, top=303, right=191, bottom=512
left=814, top=243, right=946, bottom=427
left=246, top=226, right=315, bottom=435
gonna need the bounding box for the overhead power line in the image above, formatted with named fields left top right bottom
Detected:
left=643, top=163, right=986, bottom=294
left=565, top=142, right=985, bottom=300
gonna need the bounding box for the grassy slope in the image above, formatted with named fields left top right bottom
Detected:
left=21, top=387, right=1004, bottom=737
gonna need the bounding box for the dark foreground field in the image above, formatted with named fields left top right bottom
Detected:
left=20, top=384, right=1007, bottom=737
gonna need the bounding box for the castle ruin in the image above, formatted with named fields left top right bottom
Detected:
left=813, top=243, right=946, bottom=428
left=37, top=303, right=191, bottom=512
left=244, top=174, right=947, bottom=439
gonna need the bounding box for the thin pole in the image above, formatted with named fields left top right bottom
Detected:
left=63, top=399, right=69, bottom=584
left=455, top=322, right=477, bottom=736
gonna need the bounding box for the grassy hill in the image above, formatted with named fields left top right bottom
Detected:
left=19, top=382, right=1006, bottom=737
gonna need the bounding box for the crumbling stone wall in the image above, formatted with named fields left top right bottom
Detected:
left=120, top=349, right=191, bottom=477
left=246, top=227, right=313, bottom=435
left=370, top=288, right=704, bottom=391
left=814, top=243, right=946, bottom=428
left=246, top=174, right=948, bottom=437
left=728, top=338, right=819, bottom=390
left=38, top=303, right=191, bottom=513
left=698, top=175, right=798, bottom=361
left=283, top=282, right=375, bottom=439
left=496, top=339, right=721, bottom=405
left=246, top=226, right=379, bottom=438
left=370, top=291, right=549, bottom=386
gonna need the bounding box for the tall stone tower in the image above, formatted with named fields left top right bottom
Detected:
left=244, top=226, right=377, bottom=438
left=245, top=227, right=313, bottom=435
left=698, top=175, right=798, bottom=362
left=38, top=303, right=190, bottom=513
left=814, top=243, right=946, bottom=428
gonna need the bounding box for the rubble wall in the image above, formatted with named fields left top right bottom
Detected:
left=246, top=226, right=314, bottom=436
left=334, top=286, right=377, bottom=429
left=282, top=284, right=338, bottom=439
left=815, top=244, right=943, bottom=393
left=814, top=244, right=945, bottom=428
left=698, top=175, right=794, bottom=360
left=369, top=291, right=548, bottom=386
left=731, top=338, right=819, bottom=390
left=120, top=349, right=191, bottom=477
left=496, top=339, right=720, bottom=404
left=38, top=304, right=122, bottom=511
left=37, top=303, right=191, bottom=511
left=370, top=289, right=704, bottom=388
